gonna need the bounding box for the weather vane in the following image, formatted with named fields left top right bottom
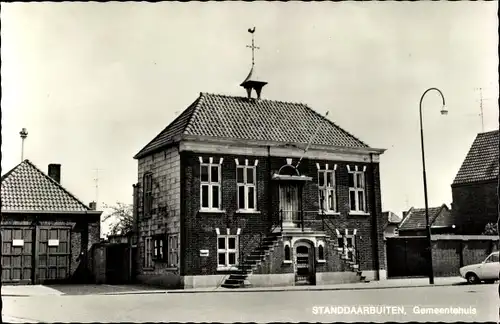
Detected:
left=246, top=27, right=259, bottom=66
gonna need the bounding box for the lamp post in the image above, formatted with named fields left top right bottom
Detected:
left=419, top=87, right=447, bottom=285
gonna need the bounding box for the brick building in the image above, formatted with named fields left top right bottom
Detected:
left=451, top=130, right=499, bottom=235
left=1, top=160, right=102, bottom=284
left=132, top=54, right=388, bottom=288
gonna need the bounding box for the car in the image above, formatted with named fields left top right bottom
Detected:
left=459, top=251, right=500, bottom=284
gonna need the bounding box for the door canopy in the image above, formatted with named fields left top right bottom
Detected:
left=272, top=163, right=312, bottom=182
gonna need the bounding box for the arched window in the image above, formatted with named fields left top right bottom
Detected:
left=318, top=245, right=325, bottom=261
left=284, top=245, right=291, bottom=261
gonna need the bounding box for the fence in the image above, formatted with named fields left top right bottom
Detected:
left=386, top=235, right=498, bottom=278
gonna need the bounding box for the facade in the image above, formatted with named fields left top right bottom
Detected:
left=397, top=204, right=454, bottom=236
left=132, top=69, right=387, bottom=288
left=1, top=160, right=102, bottom=284
left=451, top=130, right=499, bottom=235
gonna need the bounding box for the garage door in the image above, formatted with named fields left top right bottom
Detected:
left=38, top=227, right=71, bottom=283
left=1, top=227, right=34, bottom=284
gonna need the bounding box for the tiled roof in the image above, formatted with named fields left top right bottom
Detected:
left=134, top=92, right=370, bottom=158
left=398, top=204, right=451, bottom=231
left=453, top=130, right=499, bottom=185
left=1, top=160, right=92, bottom=213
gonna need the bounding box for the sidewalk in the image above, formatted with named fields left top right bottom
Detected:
left=1, top=277, right=468, bottom=297
left=167, top=276, right=468, bottom=294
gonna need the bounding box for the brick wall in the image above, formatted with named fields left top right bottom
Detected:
left=451, top=180, right=498, bottom=234
left=136, top=146, right=181, bottom=276
left=180, top=151, right=385, bottom=276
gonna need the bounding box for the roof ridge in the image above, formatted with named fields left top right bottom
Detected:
left=184, top=93, right=206, bottom=135
left=202, top=92, right=305, bottom=106
left=478, top=129, right=499, bottom=135
left=302, top=103, right=369, bottom=148
left=23, top=160, right=91, bottom=211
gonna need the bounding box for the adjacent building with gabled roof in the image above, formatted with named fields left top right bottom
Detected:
left=1, top=160, right=102, bottom=285
left=397, top=204, right=455, bottom=236
left=132, top=29, right=387, bottom=289
left=451, top=130, right=499, bottom=235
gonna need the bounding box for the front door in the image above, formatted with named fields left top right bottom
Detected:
left=279, top=184, right=300, bottom=228
left=294, top=242, right=315, bottom=285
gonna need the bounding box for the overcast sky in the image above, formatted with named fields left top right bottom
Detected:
left=2, top=2, right=498, bottom=234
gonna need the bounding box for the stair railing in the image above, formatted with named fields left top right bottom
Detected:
left=237, top=212, right=282, bottom=273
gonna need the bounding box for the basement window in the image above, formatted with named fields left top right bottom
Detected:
left=284, top=244, right=291, bottom=262
left=217, top=235, right=239, bottom=270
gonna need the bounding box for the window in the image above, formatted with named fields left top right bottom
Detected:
left=348, top=169, right=366, bottom=212
left=143, top=173, right=153, bottom=217
left=200, top=160, right=221, bottom=210
left=318, top=244, right=325, bottom=261
left=318, top=170, right=337, bottom=212
left=284, top=244, right=291, bottom=262
left=217, top=235, right=238, bottom=269
left=168, top=234, right=179, bottom=267
left=486, top=253, right=499, bottom=263
left=144, top=237, right=153, bottom=269
left=152, top=235, right=166, bottom=261
left=237, top=165, right=257, bottom=210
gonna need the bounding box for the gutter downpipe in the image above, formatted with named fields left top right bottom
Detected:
left=370, top=153, right=381, bottom=280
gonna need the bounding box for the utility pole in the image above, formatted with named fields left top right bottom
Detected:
left=20, top=128, right=28, bottom=162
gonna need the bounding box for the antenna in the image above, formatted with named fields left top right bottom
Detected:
left=296, top=111, right=329, bottom=169
left=474, top=85, right=494, bottom=133
left=20, top=128, right=28, bottom=162
left=93, top=168, right=104, bottom=210
left=478, top=87, right=484, bottom=132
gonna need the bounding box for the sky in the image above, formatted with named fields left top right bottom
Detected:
left=1, top=2, right=498, bottom=236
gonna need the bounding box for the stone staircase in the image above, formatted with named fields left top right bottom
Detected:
left=221, top=233, right=281, bottom=288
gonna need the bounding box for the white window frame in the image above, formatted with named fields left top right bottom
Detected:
left=217, top=235, right=239, bottom=270
left=318, top=169, right=337, bottom=213
left=348, top=168, right=366, bottom=213
left=236, top=164, right=257, bottom=211
left=144, top=237, right=153, bottom=269
left=168, top=234, right=179, bottom=268
left=200, top=158, right=222, bottom=211
left=317, top=241, right=326, bottom=263
left=153, top=235, right=165, bottom=261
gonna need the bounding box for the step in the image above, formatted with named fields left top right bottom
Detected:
left=224, top=278, right=244, bottom=285
left=229, top=273, right=248, bottom=280
left=221, top=283, right=241, bottom=289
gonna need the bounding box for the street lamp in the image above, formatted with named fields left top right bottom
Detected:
left=419, top=87, right=447, bottom=285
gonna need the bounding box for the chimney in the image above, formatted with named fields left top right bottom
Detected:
left=89, top=201, right=97, bottom=210
left=48, top=164, right=61, bottom=184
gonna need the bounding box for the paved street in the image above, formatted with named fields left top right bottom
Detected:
left=2, top=283, right=497, bottom=323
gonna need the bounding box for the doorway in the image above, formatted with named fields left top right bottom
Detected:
left=294, top=241, right=315, bottom=285
left=279, top=184, right=301, bottom=228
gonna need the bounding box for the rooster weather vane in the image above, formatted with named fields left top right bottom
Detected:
left=246, top=27, right=259, bottom=66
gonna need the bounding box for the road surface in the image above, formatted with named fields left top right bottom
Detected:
left=2, top=283, right=497, bottom=322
